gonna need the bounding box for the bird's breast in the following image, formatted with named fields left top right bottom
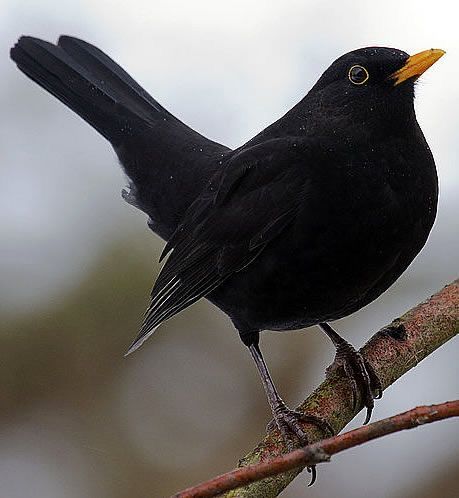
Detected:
left=213, top=138, right=438, bottom=331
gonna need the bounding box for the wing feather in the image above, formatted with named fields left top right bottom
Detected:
left=127, top=138, right=310, bottom=353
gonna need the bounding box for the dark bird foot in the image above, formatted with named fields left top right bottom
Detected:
left=267, top=403, right=334, bottom=444
left=249, top=343, right=334, bottom=485
left=327, top=340, right=383, bottom=424
left=267, top=402, right=334, bottom=486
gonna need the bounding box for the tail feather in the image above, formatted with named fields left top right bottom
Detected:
left=57, top=36, right=168, bottom=118
left=11, top=34, right=230, bottom=240
left=10, top=36, right=160, bottom=145
left=11, top=34, right=235, bottom=352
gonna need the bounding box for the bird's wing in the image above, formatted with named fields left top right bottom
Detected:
left=127, top=138, right=310, bottom=353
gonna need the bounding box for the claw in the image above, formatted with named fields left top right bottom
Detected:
left=300, top=414, right=334, bottom=437
left=267, top=404, right=333, bottom=486
left=268, top=408, right=334, bottom=442
left=333, top=341, right=382, bottom=424
left=363, top=405, right=373, bottom=425
left=347, top=375, right=359, bottom=411
left=307, top=465, right=317, bottom=486
left=320, top=323, right=384, bottom=423
left=366, top=361, right=384, bottom=400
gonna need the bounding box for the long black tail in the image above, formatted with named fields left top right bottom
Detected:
left=11, top=35, right=230, bottom=239
left=10, top=36, right=170, bottom=146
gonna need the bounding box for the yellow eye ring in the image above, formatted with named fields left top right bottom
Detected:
left=348, top=65, right=369, bottom=85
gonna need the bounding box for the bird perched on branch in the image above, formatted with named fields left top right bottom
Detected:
left=11, top=37, right=444, bottom=459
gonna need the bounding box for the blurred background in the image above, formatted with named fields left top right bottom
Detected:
left=1, top=0, right=458, bottom=497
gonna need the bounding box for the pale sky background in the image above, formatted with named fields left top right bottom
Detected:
left=1, top=1, right=458, bottom=497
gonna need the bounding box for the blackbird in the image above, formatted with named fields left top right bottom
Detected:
left=11, top=37, right=444, bottom=452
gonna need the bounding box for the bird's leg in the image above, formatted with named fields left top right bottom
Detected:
left=248, top=342, right=333, bottom=484
left=319, top=322, right=383, bottom=424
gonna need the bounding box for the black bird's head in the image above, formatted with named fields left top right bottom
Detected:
left=307, top=47, right=445, bottom=135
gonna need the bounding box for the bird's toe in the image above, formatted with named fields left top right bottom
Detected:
left=331, top=341, right=383, bottom=424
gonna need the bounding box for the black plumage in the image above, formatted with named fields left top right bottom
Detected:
left=11, top=37, right=444, bottom=454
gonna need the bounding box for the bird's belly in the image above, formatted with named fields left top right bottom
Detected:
left=248, top=241, right=402, bottom=329
left=209, top=201, right=432, bottom=332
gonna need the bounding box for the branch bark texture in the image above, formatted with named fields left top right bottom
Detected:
left=174, top=400, right=459, bottom=498
left=178, top=279, right=459, bottom=498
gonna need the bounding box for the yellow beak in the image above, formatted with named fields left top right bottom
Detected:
left=391, top=48, right=445, bottom=85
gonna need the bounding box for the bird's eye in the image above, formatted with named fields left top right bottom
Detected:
left=348, top=65, right=369, bottom=85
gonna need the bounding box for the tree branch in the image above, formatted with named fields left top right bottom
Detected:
left=173, top=400, right=459, bottom=498
left=173, top=278, right=459, bottom=498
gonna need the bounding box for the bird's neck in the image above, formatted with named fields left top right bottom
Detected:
left=246, top=93, right=417, bottom=147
